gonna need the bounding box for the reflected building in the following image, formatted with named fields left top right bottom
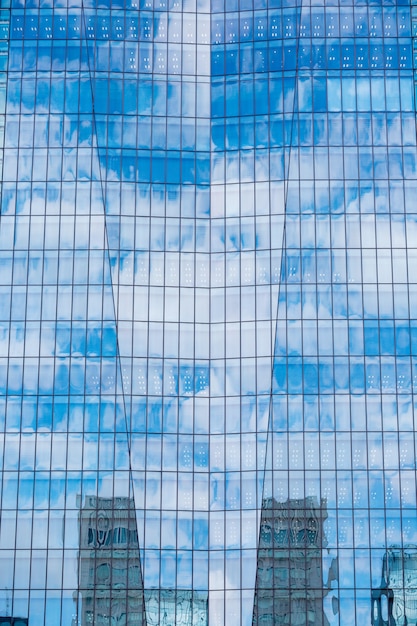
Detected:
left=75, top=496, right=146, bottom=626
left=372, top=547, right=417, bottom=626
left=253, top=497, right=335, bottom=626
left=144, top=590, right=208, bottom=626
left=74, top=496, right=207, bottom=625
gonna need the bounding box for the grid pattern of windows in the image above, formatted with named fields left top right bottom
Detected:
left=0, top=1, right=416, bottom=625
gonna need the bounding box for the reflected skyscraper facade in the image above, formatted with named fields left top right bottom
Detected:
left=372, top=547, right=417, bottom=626
left=0, top=0, right=417, bottom=624
left=253, top=497, right=336, bottom=625
left=75, top=496, right=146, bottom=626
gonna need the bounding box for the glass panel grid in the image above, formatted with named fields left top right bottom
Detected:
left=0, top=1, right=417, bottom=625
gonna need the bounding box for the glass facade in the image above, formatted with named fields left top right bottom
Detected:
left=0, top=0, right=417, bottom=624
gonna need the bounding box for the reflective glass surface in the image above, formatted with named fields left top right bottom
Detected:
left=1, top=0, right=417, bottom=624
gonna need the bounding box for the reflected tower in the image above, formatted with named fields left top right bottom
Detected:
left=253, top=497, right=336, bottom=626
left=75, top=496, right=146, bottom=626
left=372, top=547, right=417, bottom=626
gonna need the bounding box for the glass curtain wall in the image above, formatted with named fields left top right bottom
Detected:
left=0, top=1, right=417, bottom=625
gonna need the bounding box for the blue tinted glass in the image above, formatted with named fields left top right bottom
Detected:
left=1, top=2, right=417, bottom=625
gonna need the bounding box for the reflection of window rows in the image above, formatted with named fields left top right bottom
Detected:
left=353, top=485, right=365, bottom=506
left=400, top=443, right=413, bottom=468
left=403, top=520, right=415, bottom=542
left=144, top=590, right=208, bottom=626
left=337, top=486, right=349, bottom=507
left=77, top=496, right=145, bottom=626
left=132, top=363, right=211, bottom=396
left=254, top=498, right=334, bottom=625
left=13, top=8, right=412, bottom=48
left=182, top=445, right=192, bottom=468
left=244, top=490, right=254, bottom=508
left=196, top=445, right=208, bottom=467
left=244, top=445, right=254, bottom=468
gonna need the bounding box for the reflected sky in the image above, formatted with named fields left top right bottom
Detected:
left=1, top=1, right=417, bottom=625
